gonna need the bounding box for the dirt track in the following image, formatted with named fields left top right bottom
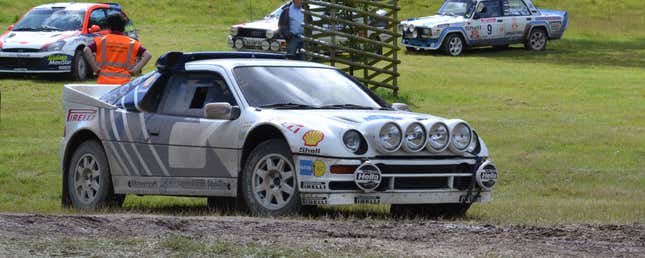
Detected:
left=0, top=213, right=643, bottom=257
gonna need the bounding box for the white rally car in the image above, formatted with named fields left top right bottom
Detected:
left=228, top=2, right=390, bottom=54
left=61, top=52, right=498, bottom=217
left=400, top=0, right=568, bottom=56
left=0, top=2, right=138, bottom=80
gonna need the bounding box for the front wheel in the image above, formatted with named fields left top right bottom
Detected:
left=69, top=49, right=89, bottom=81
left=442, top=34, right=465, bottom=56
left=525, top=28, right=547, bottom=51
left=390, top=203, right=471, bottom=219
left=67, top=140, right=124, bottom=209
left=241, top=139, right=301, bottom=216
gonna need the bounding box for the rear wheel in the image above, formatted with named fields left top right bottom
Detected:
left=69, top=49, right=89, bottom=81
left=390, top=203, right=471, bottom=219
left=525, top=28, right=547, bottom=51
left=241, top=139, right=301, bottom=216
left=442, top=34, right=464, bottom=56
left=67, top=140, right=124, bottom=209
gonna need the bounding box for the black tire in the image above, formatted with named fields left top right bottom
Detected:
left=441, top=34, right=465, bottom=56
left=66, top=140, right=124, bottom=210
left=241, top=139, right=301, bottom=216
left=390, top=203, right=471, bottom=219
left=525, top=28, right=547, bottom=51
left=69, top=49, right=89, bottom=81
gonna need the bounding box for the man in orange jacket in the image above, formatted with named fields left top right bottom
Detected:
left=83, top=13, right=151, bottom=85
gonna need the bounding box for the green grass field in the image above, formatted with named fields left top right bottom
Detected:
left=1, top=0, right=644, bottom=225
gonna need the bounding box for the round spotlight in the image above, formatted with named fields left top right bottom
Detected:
left=427, top=122, right=450, bottom=153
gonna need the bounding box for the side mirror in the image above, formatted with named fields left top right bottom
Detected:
left=8, top=24, right=14, bottom=31
left=89, top=25, right=101, bottom=33
left=392, top=103, right=410, bottom=111
left=204, top=102, right=241, bottom=120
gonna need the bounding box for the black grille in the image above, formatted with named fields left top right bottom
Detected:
left=329, top=181, right=359, bottom=191
left=2, top=48, right=41, bottom=53
left=394, top=177, right=448, bottom=190
left=377, top=164, right=474, bottom=174
left=0, top=57, right=44, bottom=67
left=238, top=28, right=266, bottom=38
left=453, top=176, right=473, bottom=191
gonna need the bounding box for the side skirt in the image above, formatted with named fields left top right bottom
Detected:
left=113, top=176, right=237, bottom=197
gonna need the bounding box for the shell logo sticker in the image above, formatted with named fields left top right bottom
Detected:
left=303, top=130, right=324, bottom=147
left=313, top=160, right=326, bottom=177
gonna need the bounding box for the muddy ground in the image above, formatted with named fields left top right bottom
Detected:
left=0, top=213, right=643, bottom=257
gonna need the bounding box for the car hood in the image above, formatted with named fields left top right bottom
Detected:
left=250, top=108, right=486, bottom=157
left=402, top=15, right=465, bottom=28
left=1, top=30, right=80, bottom=49
left=233, top=18, right=278, bottom=31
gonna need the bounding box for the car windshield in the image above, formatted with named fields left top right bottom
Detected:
left=13, top=9, right=85, bottom=31
left=234, top=66, right=383, bottom=109
left=438, top=0, right=476, bottom=17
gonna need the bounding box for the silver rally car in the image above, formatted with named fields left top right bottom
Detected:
left=400, top=0, right=568, bottom=56
left=61, top=52, right=498, bottom=216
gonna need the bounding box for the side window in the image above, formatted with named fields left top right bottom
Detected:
left=503, top=0, right=531, bottom=16
left=88, top=8, right=107, bottom=29
left=159, top=72, right=237, bottom=117
left=476, top=1, right=502, bottom=18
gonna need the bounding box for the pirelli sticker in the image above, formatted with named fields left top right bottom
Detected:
left=66, top=109, right=97, bottom=122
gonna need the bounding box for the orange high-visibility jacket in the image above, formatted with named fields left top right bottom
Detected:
left=94, top=34, right=141, bottom=85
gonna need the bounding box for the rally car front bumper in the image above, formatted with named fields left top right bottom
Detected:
left=295, top=156, right=497, bottom=206
left=228, top=35, right=287, bottom=53
left=0, top=51, right=73, bottom=73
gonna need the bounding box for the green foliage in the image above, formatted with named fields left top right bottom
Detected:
left=0, top=0, right=644, bottom=224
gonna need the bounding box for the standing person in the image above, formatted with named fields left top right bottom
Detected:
left=278, top=0, right=306, bottom=59
left=83, top=13, right=151, bottom=85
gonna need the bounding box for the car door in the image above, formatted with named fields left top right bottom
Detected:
left=500, top=0, right=532, bottom=42
left=144, top=70, right=243, bottom=178
left=469, top=0, right=503, bottom=44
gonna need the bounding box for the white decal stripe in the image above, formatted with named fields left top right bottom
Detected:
left=110, top=110, right=140, bottom=176
left=101, top=109, right=129, bottom=176
left=139, top=113, right=170, bottom=177
left=122, top=112, right=152, bottom=176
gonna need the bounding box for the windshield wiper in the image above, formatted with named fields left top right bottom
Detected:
left=12, top=27, right=38, bottom=31
left=319, top=104, right=376, bottom=110
left=258, top=103, right=318, bottom=109
left=40, top=25, right=62, bottom=31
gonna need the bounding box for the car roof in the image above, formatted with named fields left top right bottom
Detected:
left=33, top=2, right=110, bottom=11
left=185, top=58, right=334, bottom=70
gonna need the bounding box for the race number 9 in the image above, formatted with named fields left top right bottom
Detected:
left=487, top=24, right=493, bottom=35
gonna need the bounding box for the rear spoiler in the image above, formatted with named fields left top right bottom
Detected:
left=63, top=84, right=118, bottom=109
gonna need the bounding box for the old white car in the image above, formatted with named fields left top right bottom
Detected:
left=228, top=2, right=390, bottom=54
left=400, top=0, right=568, bottom=56
left=0, top=2, right=138, bottom=80
left=61, top=51, right=498, bottom=217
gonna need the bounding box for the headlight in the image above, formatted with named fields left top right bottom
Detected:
left=449, top=122, right=472, bottom=153
left=411, top=29, right=418, bottom=38
left=343, top=130, right=363, bottom=153
left=402, top=122, right=426, bottom=152
left=379, top=122, right=402, bottom=152
left=427, top=122, right=450, bottom=152
left=230, top=26, right=239, bottom=36
left=266, top=30, right=275, bottom=39
left=43, top=40, right=65, bottom=52
left=407, top=25, right=415, bottom=32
